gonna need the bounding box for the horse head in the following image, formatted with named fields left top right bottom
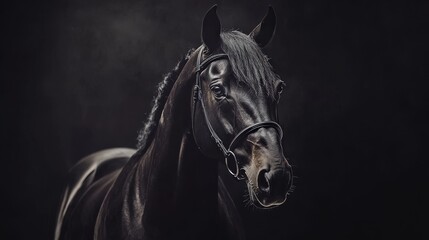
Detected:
left=191, top=5, right=293, bottom=209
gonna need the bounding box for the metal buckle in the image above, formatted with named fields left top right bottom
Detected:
left=225, top=151, right=239, bottom=178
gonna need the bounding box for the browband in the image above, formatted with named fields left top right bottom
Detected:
left=195, top=53, right=228, bottom=73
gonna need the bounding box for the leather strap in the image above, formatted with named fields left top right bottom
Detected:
left=228, top=121, right=283, bottom=151
left=191, top=47, right=283, bottom=180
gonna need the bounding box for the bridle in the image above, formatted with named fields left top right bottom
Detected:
left=192, top=47, right=283, bottom=180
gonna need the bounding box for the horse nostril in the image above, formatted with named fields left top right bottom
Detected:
left=257, top=169, right=270, bottom=193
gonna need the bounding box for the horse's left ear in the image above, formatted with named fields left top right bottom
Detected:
left=249, top=6, right=277, bottom=48
left=201, top=5, right=221, bottom=52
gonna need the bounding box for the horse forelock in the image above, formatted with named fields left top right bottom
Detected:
left=220, top=31, right=280, bottom=100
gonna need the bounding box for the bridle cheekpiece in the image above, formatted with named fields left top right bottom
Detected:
left=192, top=47, right=283, bottom=180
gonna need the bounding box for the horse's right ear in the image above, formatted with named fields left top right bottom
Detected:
left=201, top=5, right=221, bottom=52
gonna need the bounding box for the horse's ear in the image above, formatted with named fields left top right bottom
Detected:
left=201, top=5, right=221, bottom=52
left=249, top=6, right=277, bottom=48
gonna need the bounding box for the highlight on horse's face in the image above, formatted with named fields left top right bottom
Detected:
left=194, top=5, right=293, bottom=208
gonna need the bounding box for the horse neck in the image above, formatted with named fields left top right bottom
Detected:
left=120, top=50, right=218, bottom=237
left=138, top=67, right=207, bottom=203
left=95, top=50, right=238, bottom=240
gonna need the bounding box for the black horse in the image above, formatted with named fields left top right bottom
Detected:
left=55, top=5, right=293, bottom=240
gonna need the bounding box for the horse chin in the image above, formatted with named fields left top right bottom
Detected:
left=245, top=180, right=288, bottom=209
left=253, top=192, right=287, bottom=209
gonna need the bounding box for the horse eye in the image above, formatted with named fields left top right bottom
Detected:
left=277, top=84, right=284, bottom=94
left=211, top=85, right=225, bottom=98
left=275, top=81, right=285, bottom=101
left=276, top=81, right=285, bottom=94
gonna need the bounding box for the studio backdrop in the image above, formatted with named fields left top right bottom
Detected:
left=2, top=0, right=427, bottom=239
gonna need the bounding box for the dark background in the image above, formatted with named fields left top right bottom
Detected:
left=2, top=0, right=428, bottom=239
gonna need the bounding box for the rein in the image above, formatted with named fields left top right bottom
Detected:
left=192, top=47, right=283, bottom=180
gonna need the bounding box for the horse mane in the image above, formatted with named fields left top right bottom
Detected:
left=220, top=31, right=279, bottom=99
left=136, top=49, right=194, bottom=150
